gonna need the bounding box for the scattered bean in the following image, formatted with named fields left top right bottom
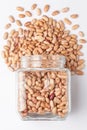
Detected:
left=44, top=4, right=50, bottom=12
left=70, top=14, right=79, bottom=19
left=78, top=31, right=84, bottom=37
left=72, top=24, right=79, bottom=30
left=79, top=39, right=87, bottom=43
left=61, top=7, right=70, bottom=13
left=8, top=15, right=15, bottom=23
left=18, top=14, right=25, bottom=18
left=3, top=32, right=8, bottom=40
left=52, top=10, right=60, bottom=16
left=25, top=11, right=32, bottom=17
left=16, top=6, right=24, bottom=12
left=16, top=20, right=22, bottom=26
left=36, top=8, right=42, bottom=16
left=64, top=18, right=72, bottom=25
left=31, top=3, right=37, bottom=10
left=5, top=23, right=11, bottom=29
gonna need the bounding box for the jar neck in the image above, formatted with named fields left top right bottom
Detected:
left=21, top=55, right=65, bottom=68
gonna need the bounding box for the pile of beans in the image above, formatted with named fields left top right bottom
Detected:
left=18, top=71, right=69, bottom=118
left=1, top=4, right=86, bottom=75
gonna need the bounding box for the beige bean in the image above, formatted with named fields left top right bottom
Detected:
left=64, top=18, right=72, bottom=25
left=44, top=4, right=50, bottom=12
left=38, top=107, right=44, bottom=114
left=28, top=101, right=35, bottom=107
left=75, top=70, right=84, bottom=75
left=49, top=79, right=55, bottom=90
left=36, top=8, right=42, bottom=16
left=52, top=107, right=57, bottom=114
left=61, top=7, right=70, bottom=13
left=78, top=31, right=84, bottom=37
left=32, top=97, right=37, bottom=104
left=50, top=100, right=54, bottom=109
left=52, top=10, right=60, bottom=16
left=18, top=28, right=23, bottom=35
left=77, top=64, right=84, bottom=70
left=79, top=39, right=87, bottom=43
left=72, top=24, right=79, bottom=30
left=70, top=14, right=79, bottom=19
left=25, top=11, right=32, bottom=17
left=62, top=109, right=68, bottom=114
left=5, top=23, right=11, bottom=29
left=16, top=6, right=24, bottom=12
left=28, top=87, right=33, bottom=94
left=3, top=32, right=8, bottom=40
left=44, top=108, right=50, bottom=112
left=37, top=96, right=45, bottom=101
left=61, top=95, right=67, bottom=101
left=42, top=15, right=49, bottom=21
left=57, top=72, right=67, bottom=79
left=41, top=102, right=45, bottom=108
left=58, top=112, right=64, bottom=117
left=46, top=97, right=50, bottom=103
left=32, top=107, right=37, bottom=112
left=78, top=59, right=85, bottom=65
left=27, top=79, right=32, bottom=86
left=35, top=36, right=45, bottom=42
left=60, top=101, right=67, bottom=107
left=1, top=51, right=6, bottom=58
left=54, top=97, right=60, bottom=104
left=31, top=3, right=37, bottom=10
left=50, top=72, right=56, bottom=79
left=36, top=101, right=41, bottom=109
left=16, top=20, right=22, bottom=26
left=18, top=14, right=25, bottom=18
left=8, top=15, right=15, bottom=23
left=27, top=93, right=32, bottom=100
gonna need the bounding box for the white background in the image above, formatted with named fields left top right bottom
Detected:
left=0, top=0, right=87, bottom=129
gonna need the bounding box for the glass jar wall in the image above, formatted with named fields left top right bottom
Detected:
left=17, top=55, right=71, bottom=120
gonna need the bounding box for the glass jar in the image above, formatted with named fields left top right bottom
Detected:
left=17, top=55, right=71, bottom=120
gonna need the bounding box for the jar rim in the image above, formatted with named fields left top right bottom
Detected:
left=21, top=55, right=65, bottom=62
left=21, top=55, right=66, bottom=68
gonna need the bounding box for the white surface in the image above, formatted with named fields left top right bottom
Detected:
left=0, top=0, right=87, bottom=129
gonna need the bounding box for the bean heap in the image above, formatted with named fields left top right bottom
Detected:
left=18, top=71, right=69, bottom=118
left=2, top=4, right=86, bottom=75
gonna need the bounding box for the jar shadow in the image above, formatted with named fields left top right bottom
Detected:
left=71, top=76, right=79, bottom=113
